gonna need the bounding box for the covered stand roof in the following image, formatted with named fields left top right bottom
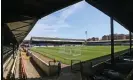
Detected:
left=31, top=37, right=85, bottom=42
left=2, top=0, right=133, bottom=45
left=2, top=0, right=81, bottom=44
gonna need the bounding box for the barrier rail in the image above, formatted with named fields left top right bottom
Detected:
left=28, top=51, right=59, bottom=76
left=10, top=50, right=20, bottom=80
left=70, top=49, right=131, bottom=80
left=3, top=50, right=13, bottom=63
left=92, top=49, right=130, bottom=68
left=3, top=55, right=13, bottom=72
left=10, top=56, right=17, bottom=79
left=3, top=55, right=14, bottom=80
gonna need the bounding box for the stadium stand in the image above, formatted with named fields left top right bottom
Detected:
left=2, top=0, right=133, bottom=80
left=29, top=37, right=133, bottom=47
left=30, top=37, right=85, bottom=47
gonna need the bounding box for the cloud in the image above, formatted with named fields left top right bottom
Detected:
left=59, top=1, right=85, bottom=21
left=33, top=23, right=58, bottom=32
left=38, top=1, right=85, bottom=26
left=25, top=1, right=86, bottom=39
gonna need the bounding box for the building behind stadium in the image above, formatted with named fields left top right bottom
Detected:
left=21, top=36, right=133, bottom=47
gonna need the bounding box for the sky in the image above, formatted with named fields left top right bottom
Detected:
left=25, top=1, right=128, bottom=40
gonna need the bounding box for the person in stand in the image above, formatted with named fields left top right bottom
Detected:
left=58, top=61, right=61, bottom=76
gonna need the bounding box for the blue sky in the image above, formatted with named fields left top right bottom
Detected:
left=25, top=1, right=128, bottom=40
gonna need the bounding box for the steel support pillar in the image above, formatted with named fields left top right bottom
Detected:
left=129, top=31, right=132, bottom=55
left=110, top=17, right=114, bottom=65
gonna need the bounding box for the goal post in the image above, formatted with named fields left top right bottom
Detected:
left=59, top=44, right=82, bottom=58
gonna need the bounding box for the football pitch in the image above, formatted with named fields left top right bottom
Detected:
left=31, top=46, right=129, bottom=65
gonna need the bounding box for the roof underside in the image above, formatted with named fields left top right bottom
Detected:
left=2, top=0, right=81, bottom=44
left=2, top=0, right=133, bottom=45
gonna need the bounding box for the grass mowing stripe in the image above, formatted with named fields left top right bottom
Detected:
left=31, top=46, right=129, bottom=65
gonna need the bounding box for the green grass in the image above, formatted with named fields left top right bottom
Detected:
left=31, top=46, right=129, bottom=65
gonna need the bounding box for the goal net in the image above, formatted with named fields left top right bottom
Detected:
left=59, top=44, right=82, bottom=57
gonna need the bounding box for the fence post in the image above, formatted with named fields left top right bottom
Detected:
left=71, top=60, right=72, bottom=71
left=110, top=17, right=115, bottom=65
left=80, top=61, right=83, bottom=74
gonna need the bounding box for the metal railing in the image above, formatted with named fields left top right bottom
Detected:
left=10, top=52, right=19, bottom=80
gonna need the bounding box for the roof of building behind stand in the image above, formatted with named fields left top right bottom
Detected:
left=2, top=0, right=133, bottom=45
left=31, top=37, right=85, bottom=42
left=87, top=39, right=133, bottom=43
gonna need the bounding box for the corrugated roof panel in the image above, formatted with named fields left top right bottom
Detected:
left=31, top=37, right=85, bottom=42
